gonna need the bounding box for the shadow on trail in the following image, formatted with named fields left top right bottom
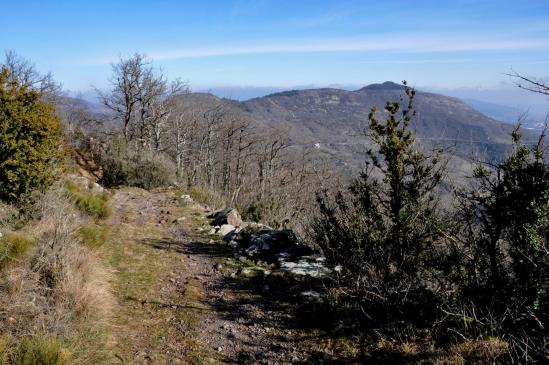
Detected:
left=125, top=295, right=209, bottom=312
left=139, top=235, right=357, bottom=364
left=138, top=237, right=230, bottom=259
left=189, top=240, right=356, bottom=364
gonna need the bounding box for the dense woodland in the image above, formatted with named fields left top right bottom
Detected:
left=1, top=52, right=548, bottom=364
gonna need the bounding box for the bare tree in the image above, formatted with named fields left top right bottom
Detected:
left=508, top=70, right=549, bottom=96
left=96, top=53, right=143, bottom=142
left=256, top=129, right=288, bottom=201
left=230, top=119, right=256, bottom=204
left=3, top=50, right=62, bottom=103
left=96, top=53, right=185, bottom=147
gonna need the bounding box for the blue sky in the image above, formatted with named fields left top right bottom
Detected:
left=2, top=0, right=549, bottom=101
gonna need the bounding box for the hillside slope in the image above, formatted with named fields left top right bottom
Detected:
left=238, top=82, right=526, bottom=168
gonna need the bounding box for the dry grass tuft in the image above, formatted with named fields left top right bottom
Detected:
left=0, top=335, right=8, bottom=365
left=448, top=338, right=508, bottom=363
left=188, top=186, right=225, bottom=210
left=376, top=337, right=421, bottom=357
left=14, top=335, right=71, bottom=365
left=0, top=231, right=35, bottom=271
left=0, top=202, right=19, bottom=228
left=0, top=185, right=114, bottom=364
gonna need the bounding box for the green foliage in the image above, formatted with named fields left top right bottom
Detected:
left=14, top=336, right=71, bottom=365
left=64, top=180, right=110, bottom=220
left=0, top=231, right=35, bottom=270
left=311, top=82, right=448, bottom=337
left=311, top=82, right=549, bottom=361
left=241, top=199, right=290, bottom=228
left=99, top=138, right=177, bottom=190
left=0, top=67, right=65, bottom=203
left=77, top=224, right=109, bottom=249
left=454, top=126, right=549, bottom=358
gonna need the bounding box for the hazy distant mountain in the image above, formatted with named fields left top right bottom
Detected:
left=463, top=99, right=522, bottom=123
left=463, top=99, right=544, bottom=130
left=166, top=82, right=542, bottom=179
left=429, top=87, right=549, bottom=124
left=196, top=86, right=286, bottom=101
left=197, top=84, right=360, bottom=101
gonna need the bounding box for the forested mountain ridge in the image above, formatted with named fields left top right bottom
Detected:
left=166, top=81, right=534, bottom=177
left=239, top=81, right=526, bottom=159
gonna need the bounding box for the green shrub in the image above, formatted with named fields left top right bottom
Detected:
left=311, top=83, right=448, bottom=347
left=77, top=224, right=109, bottom=249
left=14, top=336, right=71, bottom=365
left=241, top=202, right=262, bottom=223
left=0, top=231, right=35, bottom=270
left=0, top=67, right=65, bottom=203
left=454, top=126, right=549, bottom=360
left=99, top=138, right=177, bottom=190
left=64, top=181, right=110, bottom=220
left=129, top=151, right=177, bottom=190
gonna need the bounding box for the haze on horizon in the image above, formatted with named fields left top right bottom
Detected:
left=2, top=0, right=549, bottom=114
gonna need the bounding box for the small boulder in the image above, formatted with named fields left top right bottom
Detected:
left=218, top=224, right=236, bottom=236
left=238, top=268, right=254, bottom=277
left=280, top=259, right=331, bottom=278
left=208, top=208, right=243, bottom=227
left=301, top=290, right=322, bottom=302
left=180, top=194, right=193, bottom=203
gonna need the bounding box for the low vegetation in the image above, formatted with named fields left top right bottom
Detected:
left=0, top=231, right=35, bottom=271
left=0, top=186, right=113, bottom=365
left=13, top=335, right=71, bottom=365
left=64, top=180, right=110, bottom=220
left=187, top=186, right=226, bottom=210
left=77, top=225, right=109, bottom=249
left=99, top=138, right=177, bottom=190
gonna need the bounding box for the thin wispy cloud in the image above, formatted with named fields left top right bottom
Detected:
left=78, top=36, right=549, bottom=65
left=282, top=10, right=353, bottom=28
left=356, top=58, right=478, bottom=65
left=91, top=36, right=549, bottom=65
left=83, top=36, right=549, bottom=66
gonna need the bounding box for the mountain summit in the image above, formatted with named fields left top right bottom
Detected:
left=358, top=81, right=407, bottom=91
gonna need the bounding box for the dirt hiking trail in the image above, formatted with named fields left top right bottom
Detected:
left=100, top=188, right=348, bottom=365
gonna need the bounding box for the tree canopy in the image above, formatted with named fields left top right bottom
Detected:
left=0, top=66, right=65, bottom=203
